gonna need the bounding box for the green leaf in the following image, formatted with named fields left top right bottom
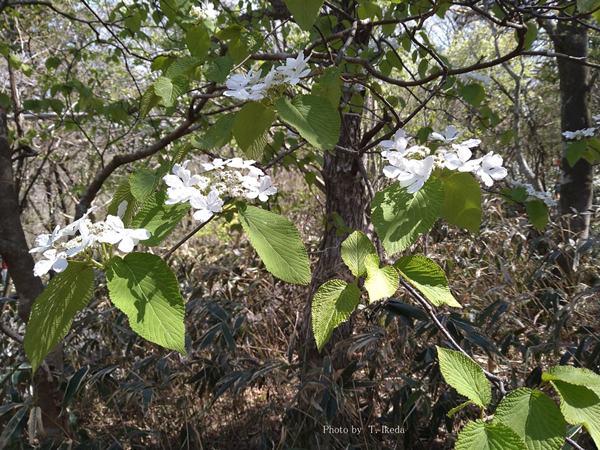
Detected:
left=371, top=179, right=444, bottom=256
left=456, top=420, right=528, bottom=450
left=493, top=388, right=565, bottom=450
left=154, top=75, right=189, bottom=107
left=460, top=83, right=485, bottom=107
left=440, top=172, right=482, bottom=233
left=238, top=205, right=311, bottom=285
left=577, top=0, right=600, bottom=13
left=311, top=66, right=342, bottom=108
left=544, top=380, right=600, bottom=447
left=394, top=255, right=461, bottom=308
left=276, top=95, right=341, bottom=150
left=284, top=0, right=324, bottom=30
left=132, top=190, right=190, bottom=246
left=357, top=1, right=382, bottom=19
left=233, top=102, right=276, bottom=159
left=203, top=56, right=234, bottom=83
left=436, top=346, right=491, bottom=407
left=311, top=280, right=360, bottom=351
left=341, top=230, right=377, bottom=277
left=45, top=56, right=61, bottom=70
left=107, top=253, right=186, bottom=354
left=129, top=169, right=159, bottom=203
left=565, top=139, right=587, bottom=167
left=447, top=400, right=474, bottom=418
left=140, top=85, right=159, bottom=119
left=186, top=24, right=210, bottom=57
left=24, top=263, right=95, bottom=374
left=543, top=366, right=600, bottom=398
left=192, top=114, right=234, bottom=150
left=107, top=182, right=140, bottom=227
left=526, top=200, right=549, bottom=231
left=364, top=254, right=399, bottom=302
left=164, top=56, right=203, bottom=78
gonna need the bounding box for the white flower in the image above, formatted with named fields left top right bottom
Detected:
left=164, top=160, right=203, bottom=205
left=456, top=138, right=481, bottom=149
left=380, top=130, right=411, bottom=157
left=190, top=190, right=224, bottom=222
left=431, top=125, right=464, bottom=143
left=60, top=207, right=98, bottom=237
left=99, top=215, right=151, bottom=253
left=396, top=156, right=435, bottom=193
left=244, top=176, right=277, bottom=202
left=276, top=52, right=311, bottom=85
left=201, top=158, right=229, bottom=172
left=29, top=225, right=63, bottom=254
left=444, top=147, right=482, bottom=172
left=226, top=158, right=256, bottom=169
left=382, top=152, right=407, bottom=179
left=117, top=200, right=128, bottom=218
left=224, top=69, right=265, bottom=100
left=593, top=114, right=600, bottom=124
left=475, top=152, right=508, bottom=187
left=33, top=249, right=68, bottom=277
left=562, top=128, right=596, bottom=140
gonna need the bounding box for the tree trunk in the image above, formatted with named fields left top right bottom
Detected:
left=0, top=106, right=71, bottom=440
left=551, top=22, right=594, bottom=240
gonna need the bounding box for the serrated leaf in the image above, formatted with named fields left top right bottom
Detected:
left=371, top=179, right=444, bottom=255
left=565, top=139, right=587, bottom=167
left=165, top=56, right=202, bottom=78
left=284, top=0, right=324, bottom=30
left=341, top=230, right=377, bottom=277
left=154, top=75, right=189, bottom=107
left=107, top=253, right=186, bottom=354
left=578, top=0, right=600, bottom=13
left=107, top=182, right=140, bottom=227
left=311, top=280, right=360, bottom=351
left=460, top=83, right=485, bottom=107
left=140, top=86, right=159, bottom=118
left=364, top=254, right=398, bottom=302
left=233, top=102, right=276, bottom=159
left=545, top=380, right=600, bottom=448
left=440, top=172, right=482, bottom=233
left=311, top=66, right=342, bottom=108
left=394, top=255, right=461, bottom=308
left=437, top=346, right=491, bottom=407
left=276, top=95, right=341, bottom=150
left=24, top=263, right=95, bottom=374
left=526, top=200, right=548, bottom=231
left=132, top=190, right=190, bottom=246
left=543, top=366, right=600, bottom=395
left=203, top=56, right=234, bottom=83
left=186, top=24, right=210, bottom=57
left=493, top=388, right=565, bottom=450
left=456, top=420, right=528, bottom=450
left=192, top=114, right=234, bottom=150
left=238, top=205, right=311, bottom=285
left=129, top=169, right=159, bottom=203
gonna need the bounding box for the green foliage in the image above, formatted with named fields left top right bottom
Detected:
left=394, top=256, right=461, bottom=308
left=456, top=420, right=527, bottom=450
left=238, top=205, right=311, bottom=285
left=284, top=0, right=324, bottom=30
left=233, top=102, right=276, bottom=159
left=24, top=263, right=95, bottom=374
left=364, top=254, right=399, bottom=302
left=525, top=200, right=549, bottom=231
left=192, top=114, right=234, bottom=150
left=275, top=95, right=341, bottom=150
left=543, top=366, right=600, bottom=446
left=154, top=76, right=189, bottom=107
left=132, top=190, right=191, bottom=246
left=311, top=67, right=342, bottom=107
left=129, top=169, right=159, bottom=203
left=371, top=179, right=444, bottom=255
left=203, top=56, right=234, bottom=84
left=107, top=253, right=187, bottom=354
left=311, top=280, right=361, bottom=351
left=493, top=389, right=565, bottom=450
left=436, top=346, right=491, bottom=407
left=440, top=172, right=482, bottom=233
left=340, top=230, right=377, bottom=278
left=107, top=182, right=141, bottom=227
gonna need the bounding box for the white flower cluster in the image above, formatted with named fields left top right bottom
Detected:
left=163, top=157, right=277, bottom=221
left=190, top=2, right=217, bottom=20
left=562, top=128, right=596, bottom=140
left=510, top=180, right=557, bottom=208
left=380, top=126, right=508, bottom=194
left=224, top=53, right=311, bottom=101
left=29, top=206, right=151, bottom=277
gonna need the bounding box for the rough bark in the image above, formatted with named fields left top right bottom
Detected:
left=0, top=106, right=71, bottom=440
left=550, top=22, right=594, bottom=239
